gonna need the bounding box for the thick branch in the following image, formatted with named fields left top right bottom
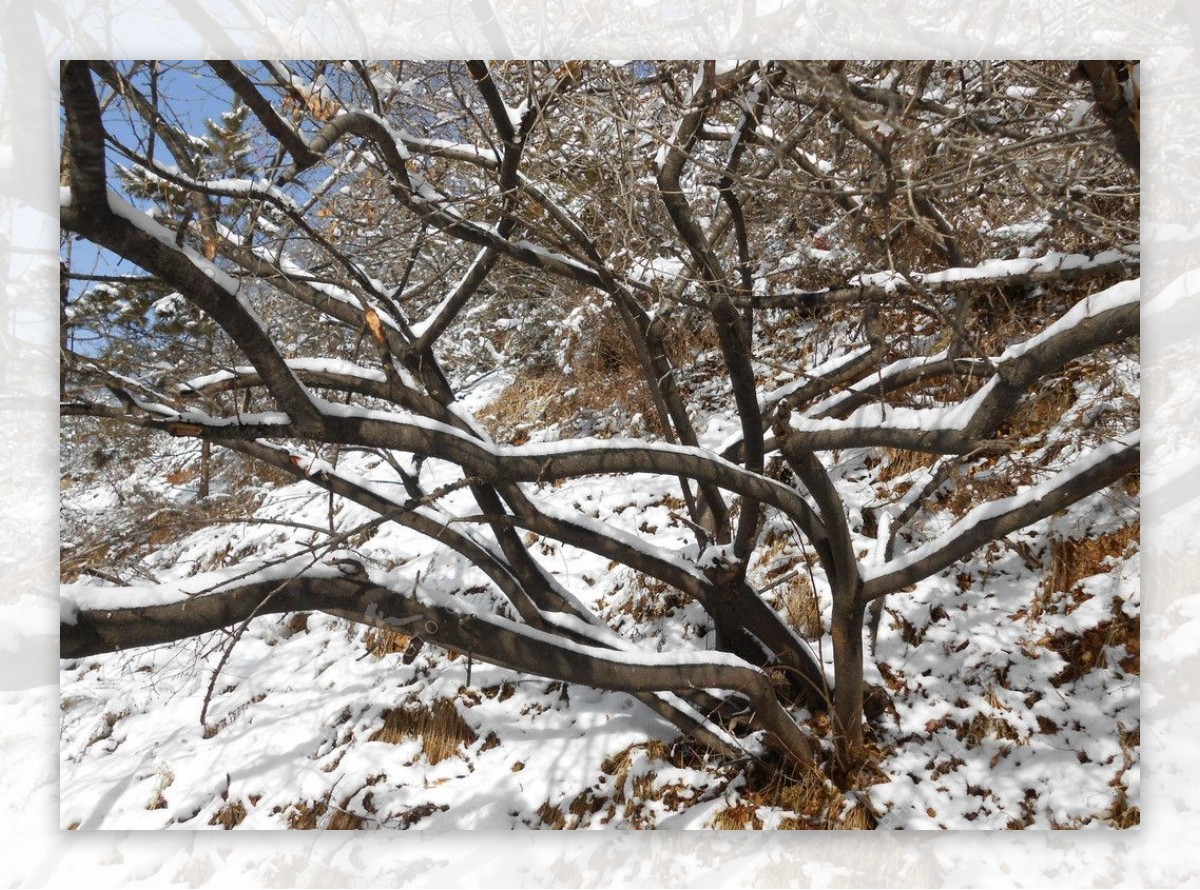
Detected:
left=863, top=434, right=1139, bottom=598
left=63, top=576, right=813, bottom=766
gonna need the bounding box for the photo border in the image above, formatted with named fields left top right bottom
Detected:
left=3, top=2, right=1196, bottom=885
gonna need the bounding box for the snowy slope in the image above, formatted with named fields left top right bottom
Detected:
left=60, top=413, right=1138, bottom=829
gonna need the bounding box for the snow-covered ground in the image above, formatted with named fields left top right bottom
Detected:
left=60, top=426, right=1138, bottom=829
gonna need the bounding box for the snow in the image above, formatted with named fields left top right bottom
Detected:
left=105, top=189, right=242, bottom=296
left=867, top=430, right=1139, bottom=585
left=56, top=65, right=1142, bottom=834
left=182, top=358, right=387, bottom=393
left=60, top=375, right=1140, bottom=830
left=851, top=247, right=1138, bottom=290
left=999, top=277, right=1139, bottom=363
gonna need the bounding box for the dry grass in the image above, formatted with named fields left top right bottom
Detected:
left=1004, top=377, right=1077, bottom=440
left=1106, top=722, right=1141, bottom=828
left=877, top=447, right=939, bottom=483
left=368, top=698, right=477, bottom=764
left=536, top=802, right=567, bottom=829
left=1028, top=520, right=1138, bottom=624
left=777, top=574, right=822, bottom=639
left=740, top=762, right=880, bottom=830
left=202, top=694, right=267, bottom=739
left=482, top=366, right=658, bottom=445
left=209, top=800, right=247, bottom=828
left=614, top=575, right=691, bottom=624
left=547, top=739, right=708, bottom=829
left=146, top=770, right=174, bottom=810
left=286, top=795, right=366, bottom=830
left=711, top=801, right=765, bottom=830
left=565, top=736, right=880, bottom=830
left=754, top=535, right=822, bottom=638
left=1048, top=603, right=1140, bottom=687
left=362, top=626, right=412, bottom=658
left=1044, top=523, right=1139, bottom=600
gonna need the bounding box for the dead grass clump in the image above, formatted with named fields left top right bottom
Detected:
left=209, top=800, right=247, bottom=828
left=362, top=626, right=411, bottom=658
left=286, top=794, right=366, bottom=830
left=1043, top=523, right=1139, bottom=600
left=777, top=573, right=822, bottom=639
left=877, top=447, right=939, bottom=483
left=369, top=698, right=477, bottom=764
left=537, top=802, right=567, bottom=829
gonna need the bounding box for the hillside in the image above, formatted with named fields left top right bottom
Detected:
left=59, top=60, right=1140, bottom=830
left=61, top=282, right=1139, bottom=830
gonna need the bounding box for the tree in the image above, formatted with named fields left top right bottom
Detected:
left=60, top=60, right=1138, bottom=787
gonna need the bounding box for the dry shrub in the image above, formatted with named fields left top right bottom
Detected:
left=369, top=698, right=477, bottom=764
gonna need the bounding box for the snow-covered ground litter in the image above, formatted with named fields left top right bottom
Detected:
left=59, top=435, right=1138, bottom=829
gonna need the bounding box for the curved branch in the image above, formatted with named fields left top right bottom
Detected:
left=207, top=60, right=322, bottom=170
left=778, top=279, right=1139, bottom=455
left=62, top=575, right=813, bottom=766
left=863, top=433, right=1139, bottom=599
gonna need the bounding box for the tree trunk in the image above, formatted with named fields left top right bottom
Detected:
left=831, top=584, right=867, bottom=781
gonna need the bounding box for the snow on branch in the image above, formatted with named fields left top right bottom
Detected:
left=863, top=431, right=1139, bottom=598
left=62, top=573, right=813, bottom=765
left=777, top=278, right=1138, bottom=454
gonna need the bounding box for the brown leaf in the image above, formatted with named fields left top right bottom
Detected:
left=365, top=308, right=385, bottom=346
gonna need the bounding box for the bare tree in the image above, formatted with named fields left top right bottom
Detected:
left=60, top=60, right=1138, bottom=784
